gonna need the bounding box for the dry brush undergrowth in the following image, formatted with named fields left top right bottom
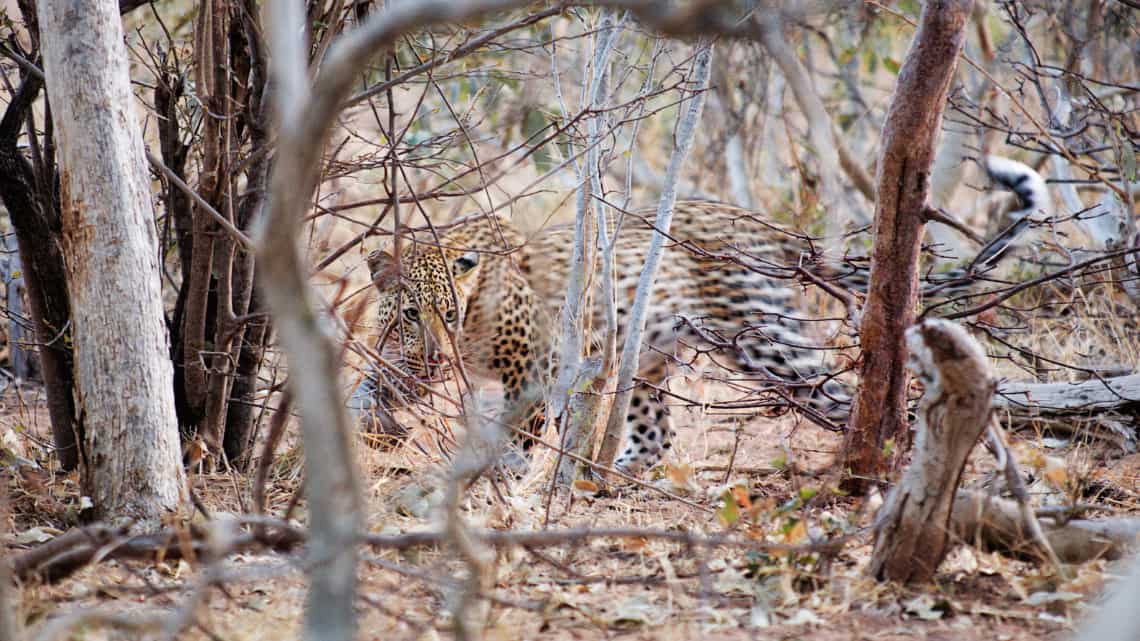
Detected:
left=2, top=1, right=1139, bottom=640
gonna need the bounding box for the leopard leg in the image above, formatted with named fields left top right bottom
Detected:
left=614, top=374, right=675, bottom=476
left=352, top=362, right=433, bottom=450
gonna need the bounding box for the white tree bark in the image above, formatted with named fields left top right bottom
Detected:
left=551, top=11, right=622, bottom=484
left=598, top=42, right=712, bottom=469
left=37, top=0, right=184, bottom=521
left=263, top=2, right=363, bottom=639
left=995, top=375, right=1140, bottom=413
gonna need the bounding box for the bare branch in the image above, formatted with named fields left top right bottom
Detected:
left=259, top=3, right=365, bottom=640
left=601, top=41, right=713, bottom=472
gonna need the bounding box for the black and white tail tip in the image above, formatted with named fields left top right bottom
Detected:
left=983, top=155, right=1050, bottom=220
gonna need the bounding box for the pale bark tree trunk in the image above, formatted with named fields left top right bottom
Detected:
left=551, top=11, right=622, bottom=485
left=597, top=42, right=712, bottom=469
left=37, top=0, right=185, bottom=521
left=841, top=0, right=972, bottom=492
left=868, top=319, right=994, bottom=583
left=263, top=5, right=364, bottom=640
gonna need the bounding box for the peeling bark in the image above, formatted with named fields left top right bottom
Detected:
left=869, top=319, right=994, bottom=583
left=37, top=0, right=185, bottom=520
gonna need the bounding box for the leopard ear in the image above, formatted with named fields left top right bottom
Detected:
left=452, top=250, right=479, bottom=277
left=367, top=249, right=398, bottom=288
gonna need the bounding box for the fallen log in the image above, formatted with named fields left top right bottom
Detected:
left=995, top=374, right=1139, bottom=449
left=951, top=490, right=1140, bottom=564
left=996, top=374, right=1140, bottom=413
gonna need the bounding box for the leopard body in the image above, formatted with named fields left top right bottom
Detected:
left=366, top=201, right=849, bottom=474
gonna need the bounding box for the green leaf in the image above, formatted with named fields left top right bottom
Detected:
left=864, top=50, right=878, bottom=74
left=798, top=487, right=818, bottom=502
left=883, top=57, right=900, bottom=75
left=779, top=517, right=802, bottom=536
left=716, top=489, right=740, bottom=527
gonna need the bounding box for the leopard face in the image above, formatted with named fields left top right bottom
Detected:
left=369, top=244, right=481, bottom=377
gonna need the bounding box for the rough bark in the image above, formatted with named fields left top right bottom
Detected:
left=37, top=0, right=185, bottom=520
left=155, top=59, right=197, bottom=433
left=0, top=72, right=82, bottom=471
left=182, top=0, right=232, bottom=442
left=869, top=319, right=995, bottom=583
left=842, top=0, right=972, bottom=492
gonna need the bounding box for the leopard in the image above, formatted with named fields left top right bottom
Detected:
left=360, top=201, right=853, bottom=476
left=355, top=157, right=1048, bottom=476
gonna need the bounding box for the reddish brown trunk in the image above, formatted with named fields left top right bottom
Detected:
left=842, top=0, right=973, bottom=492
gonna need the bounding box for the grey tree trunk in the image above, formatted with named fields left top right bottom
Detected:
left=597, top=42, right=712, bottom=469
left=37, top=0, right=185, bottom=521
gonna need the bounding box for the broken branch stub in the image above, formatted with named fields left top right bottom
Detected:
left=869, top=319, right=995, bottom=583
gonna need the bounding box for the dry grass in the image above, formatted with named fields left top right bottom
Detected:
left=3, top=356, right=1138, bottom=641
left=2, top=7, right=1137, bottom=639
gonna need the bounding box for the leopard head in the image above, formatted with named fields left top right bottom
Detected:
left=369, top=243, right=481, bottom=377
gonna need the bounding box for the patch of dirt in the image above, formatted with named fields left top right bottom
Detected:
left=3, top=377, right=1138, bottom=641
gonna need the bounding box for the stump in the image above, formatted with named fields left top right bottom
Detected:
left=869, top=318, right=995, bottom=583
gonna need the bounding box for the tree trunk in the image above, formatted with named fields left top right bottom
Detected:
left=0, top=73, right=83, bottom=471
left=842, top=0, right=972, bottom=492
left=263, top=4, right=365, bottom=639
left=869, top=319, right=994, bottom=583
left=597, top=42, right=713, bottom=470
left=37, top=0, right=185, bottom=521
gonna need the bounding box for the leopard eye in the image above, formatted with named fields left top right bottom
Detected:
left=403, top=308, right=420, bottom=323
left=444, top=309, right=458, bottom=324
